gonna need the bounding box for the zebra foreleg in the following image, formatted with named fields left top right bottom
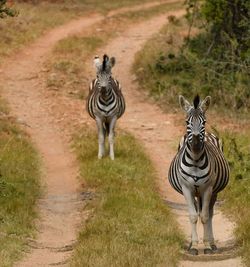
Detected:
left=200, top=186, right=214, bottom=254
left=96, top=117, right=105, bottom=159
left=108, top=117, right=117, bottom=160
left=207, top=194, right=218, bottom=252
left=182, top=185, right=199, bottom=255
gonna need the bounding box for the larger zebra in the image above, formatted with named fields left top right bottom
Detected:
left=86, top=54, right=125, bottom=160
left=168, top=95, right=229, bottom=255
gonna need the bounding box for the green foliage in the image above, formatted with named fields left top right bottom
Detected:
left=222, top=131, right=250, bottom=266
left=201, top=0, right=249, bottom=58
left=184, top=0, right=250, bottom=109
left=71, top=129, right=183, bottom=267
left=134, top=13, right=250, bottom=112
left=0, top=0, right=17, bottom=18
left=186, top=0, right=250, bottom=60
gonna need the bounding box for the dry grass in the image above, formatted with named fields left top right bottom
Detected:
left=44, top=1, right=183, bottom=98
left=0, top=0, right=165, bottom=63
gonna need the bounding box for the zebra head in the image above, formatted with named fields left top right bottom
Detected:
left=179, top=95, right=211, bottom=153
left=94, top=54, right=116, bottom=96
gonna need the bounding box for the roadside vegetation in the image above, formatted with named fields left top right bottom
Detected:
left=222, top=131, right=250, bottom=266
left=0, top=97, right=41, bottom=267
left=71, top=128, right=183, bottom=267
left=134, top=0, right=249, bottom=113
left=133, top=0, right=250, bottom=264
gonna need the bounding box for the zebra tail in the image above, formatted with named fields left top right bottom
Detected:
left=194, top=196, right=202, bottom=218
left=197, top=196, right=202, bottom=217
left=104, top=122, right=110, bottom=136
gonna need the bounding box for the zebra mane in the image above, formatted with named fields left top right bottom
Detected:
left=102, top=54, right=109, bottom=71
left=193, top=95, right=200, bottom=109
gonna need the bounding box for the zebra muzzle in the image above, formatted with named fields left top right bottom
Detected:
left=192, top=134, right=202, bottom=152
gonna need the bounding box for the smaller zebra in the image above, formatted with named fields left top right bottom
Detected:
left=168, top=95, right=230, bottom=255
left=86, top=54, right=125, bottom=160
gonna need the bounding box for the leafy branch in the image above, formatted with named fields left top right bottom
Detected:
left=0, top=0, right=18, bottom=18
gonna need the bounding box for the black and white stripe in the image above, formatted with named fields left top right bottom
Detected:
left=168, top=95, right=229, bottom=255
left=86, top=54, right=125, bottom=160
left=87, top=77, right=125, bottom=121
left=169, top=132, right=229, bottom=194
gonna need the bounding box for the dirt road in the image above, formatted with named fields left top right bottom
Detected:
left=0, top=1, right=242, bottom=266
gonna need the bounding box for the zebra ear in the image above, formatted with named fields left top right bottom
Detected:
left=200, top=96, right=211, bottom=113
left=93, top=55, right=101, bottom=71
left=110, top=57, right=116, bottom=68
left=179, top=95, right=191, bottom=112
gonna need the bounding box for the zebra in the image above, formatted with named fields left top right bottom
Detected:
left=86, top=54, right=125, bottom=160
left=168, top=95, right=229, bottom=255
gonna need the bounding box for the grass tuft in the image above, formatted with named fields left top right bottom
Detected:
left=0, top=98, right=41, bottom=267
left=222, top=131, right=250, bottom=266
left=71, top=128, right=183, bottom=267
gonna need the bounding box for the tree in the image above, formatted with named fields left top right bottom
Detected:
left=0, top=0, right=17, bottom=18
left=186, top=0, right=250, bottom=61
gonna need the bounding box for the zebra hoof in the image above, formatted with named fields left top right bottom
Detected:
left=204, top=248, right=213, bottom=254
left=211, top=244, right=218, bottom=252
left=188, top=248, right=198, bottom=255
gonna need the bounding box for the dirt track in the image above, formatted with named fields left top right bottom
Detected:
left=0, top=1, right=243, bottom=266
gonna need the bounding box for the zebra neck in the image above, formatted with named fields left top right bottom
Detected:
left=183, top=142, right=207, bottom=167
left=180, top=145, right=210, bottom=182
left=186, top=141, right=204, bottom=161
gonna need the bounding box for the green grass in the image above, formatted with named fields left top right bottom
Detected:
left=221, top=131, right=250, bottom=267
left=0, top=98, right=41, bottom=267
left=71, top=128, right=183, bottom=267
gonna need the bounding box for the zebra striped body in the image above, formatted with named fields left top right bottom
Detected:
left=168, top=95, right=230, bottom=255
left=87, top=77, right=125, bottom=122
left=86, top=54, right=125, bottom=160
left=169, top=132, right=229, bottom=196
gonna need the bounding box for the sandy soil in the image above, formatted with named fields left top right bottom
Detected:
left=0, top=1, right=243, bottom=267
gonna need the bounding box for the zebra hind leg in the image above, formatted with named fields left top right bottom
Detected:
left=108, top=117, right=117, bottom=160
left=205, top=194, right=218, bottom=254
left=200, top=187, right=215, bottom=254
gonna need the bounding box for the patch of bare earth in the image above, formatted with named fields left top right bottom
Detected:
left=0, top=2, right=243, bottom=267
